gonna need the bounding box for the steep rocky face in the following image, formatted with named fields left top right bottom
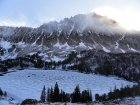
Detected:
left=0, top=13, right=140, bottom=61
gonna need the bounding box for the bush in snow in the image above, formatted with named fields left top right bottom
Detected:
left=21, top=98, right=38, bottom=105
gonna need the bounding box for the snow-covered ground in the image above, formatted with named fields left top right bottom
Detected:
left=100, top=97, right=140, bottom=105
left=0, top=100, right=10, bottom=105
left=0, top=69, right=136, bottom=104
left=119, top=97, right=140, bottom=105
left=0, top=96, right=20, bottom=105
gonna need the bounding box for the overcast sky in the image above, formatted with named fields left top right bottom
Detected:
left=0, top=0, right=140, bottom=30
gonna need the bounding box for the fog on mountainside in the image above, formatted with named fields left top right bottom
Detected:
left=0, top=12, right=140, bottom=61
left=39, top=12, right=127, bottom=35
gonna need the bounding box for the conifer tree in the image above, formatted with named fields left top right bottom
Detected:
left=40, top=85, right=46, bottom=103
left=50, top=86, right=54, bottom=102
left=81, top=89, right=92, bottom=103
left=81, top=90, right=88, bottom=103
left=72, top=85, right=81, bottom=102
left=89, top=90, right=92, bottom=102
left=47, top=88, right=51, bottom=102
left=54, top=82, right=60, bottom=102
left=0, top=88, right=3, bottom=96
left=95, top=93, right=100, bottom=101
left=59, top=89, right=63, bottom=102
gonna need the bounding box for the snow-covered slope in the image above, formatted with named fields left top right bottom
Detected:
left=0, top=13, right=140, bottom=61
left=100, top=97, right=140, bottom=105
left=0, top=69, right=136, bottom=102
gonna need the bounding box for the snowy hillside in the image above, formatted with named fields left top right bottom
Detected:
left=0, top=13, right=140, bottom=61
left=0, top=69, right=136, bottom=103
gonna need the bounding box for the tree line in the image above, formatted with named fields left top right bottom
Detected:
left=95, top=84, right=140, bottom=102
left=1, top=49, right=140, bottom=83
left=40, top=82, right=92, bottom=103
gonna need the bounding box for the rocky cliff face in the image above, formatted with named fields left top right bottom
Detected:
left=0, top=13, right=140, bottom=61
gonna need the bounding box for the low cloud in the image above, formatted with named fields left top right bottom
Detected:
left=0, top=20, right=26, bottom=27
left=0, top=17, right=56, bottom=28
left=91, top=7, right=140, bottom=31
left=39, top=17, right=56, bottom=23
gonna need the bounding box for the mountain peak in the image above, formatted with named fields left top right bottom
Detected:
left=0, top=13, right=140, bottom=61
left=37, top=13, right=124, bottom=35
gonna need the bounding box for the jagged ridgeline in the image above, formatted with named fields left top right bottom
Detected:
left=0, top=13, right=140, bottom=61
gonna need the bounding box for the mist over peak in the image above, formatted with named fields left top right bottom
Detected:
left=37, top=13, right=127, bottom=36
left=0, top=12, right=140, bottom=62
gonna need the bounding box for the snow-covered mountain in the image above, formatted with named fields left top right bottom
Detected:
left=0, top=13, right=140, bottom=61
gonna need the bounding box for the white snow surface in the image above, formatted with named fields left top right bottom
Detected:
left=130, top=47, right=138, bottom=52
left=101, top=45, right=110, bottom=52
left=127, top=44, right=139, bottom=52
left=0, top=39, right=12, bottom=50
left=115, top=35, right=125, bottom=51
left=17, top=42, right=26, bottom=48
left=115, top=42, right=119, bottom=49
left=51, top=56, right=63, bottom=62
left=78, top=42, right=86, bottom=48
left=119, top=97, right=140, bottom=105
left=54, top=42, right=71, bottom=50
left=120, top=48, right=126, bottom=53
left=0, top=96, right=21, bottom=105
left=0, top=69, right=136, bottom=103
left=0, top=100, right=10, bottom=105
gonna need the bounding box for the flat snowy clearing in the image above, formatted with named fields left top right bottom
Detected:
left=0, top=69, right=136, bottom=102
left=0, top=100, right=10, bottom=105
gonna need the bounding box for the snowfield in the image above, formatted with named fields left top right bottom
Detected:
left=0, top=100, right=10, bottom=105
left=0, top=69, right=136, bottom=103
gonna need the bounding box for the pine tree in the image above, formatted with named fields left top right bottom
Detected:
left=63, top=91, right=66, bottom=102
left=95, top=93, right=100, bottom=101
left=40, top=85, right=46, bottom=103
left=47, top=88, right=51, bottom=102
left=81, top=89, right=92, bottom=103
left=59, top=89, right=63, bottom=102
left=81, top=90, right=87, bottom=103
left=54, top=82, right=60, bottom=102
left=65, top=93, right=70, bottom=102
left=50, top=86, right=54, bottom=102
left=89, top=90, right=92, bottom=102
left=102, top=93, right=107, bottom=101
left=72, top=85, right=81, bottom=103
left=0, top=88, right=3, bottom=96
